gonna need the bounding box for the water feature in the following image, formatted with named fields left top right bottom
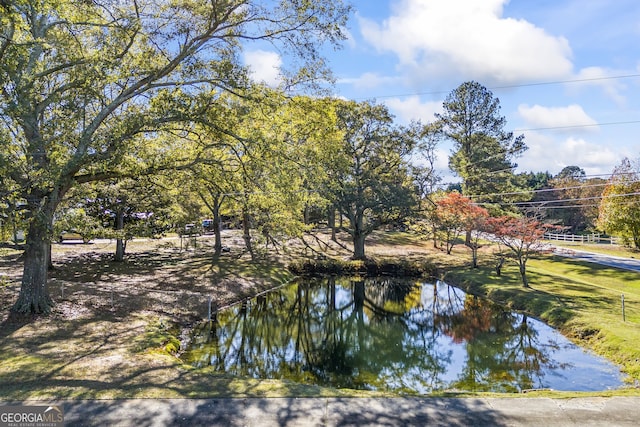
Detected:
left=181, top=277, right=624, bottom=393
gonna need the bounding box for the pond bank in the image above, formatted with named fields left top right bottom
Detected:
left=1, top=231, right=639, bottom=399
left=287, top=257, right=436, bottom=277
left=437, top=254, right=640, bottom=386
left=181, top=277, right=625, bottom=393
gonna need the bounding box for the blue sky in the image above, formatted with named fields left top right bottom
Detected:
left=245, top=0, right=640, bottom=180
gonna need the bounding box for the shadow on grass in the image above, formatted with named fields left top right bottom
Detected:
left=0, top=244, right=300, bottom=401
left=442, top=252, right=640, bottom=334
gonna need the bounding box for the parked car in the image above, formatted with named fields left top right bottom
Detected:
left=202, top=219, right=215, bottom=233
left=179, top=223, right=201, bottom=237
left=58, top=231, right=90, bottom=243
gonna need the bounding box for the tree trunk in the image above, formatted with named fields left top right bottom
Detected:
left=47, top=244, right=54, bottom=270
left=519, top=260, right=529, bottom=288
left=115, top=209, right=125, bottom=262
left=495, top=257, right=504, bottom=276
left=13, top=207, right=55, bottom=314
left=303, top=204, right=310, bottom=225
left=633, top=226, right=640, bottom=250
left=353, top=232, right=366, bottom=260
left=328, top=208, right=337, bottom=242
left=242, top=209, right=254, bottom=258
left=471, top=246, right=478, bottom=268
left=11, top=215, right=20, bottom=249
left=212, top=204, right=222, bottom=255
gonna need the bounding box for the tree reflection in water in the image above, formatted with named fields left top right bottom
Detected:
left=182, top=277, right=622, bottom=393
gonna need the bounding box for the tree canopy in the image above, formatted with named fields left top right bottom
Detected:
left=435, top=81, right=527, bottom=213
left=323, top=100, right=419, bottom=260
left=597, top=158, right=640, bottom=249
left=0, top=0, right=351, bottom=313
left=486, top=215, right=556, bottom=288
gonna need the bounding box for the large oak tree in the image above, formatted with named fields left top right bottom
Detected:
left=324, top=100, right=419, bottom=260
left=0, top=0, right=350, bottom=313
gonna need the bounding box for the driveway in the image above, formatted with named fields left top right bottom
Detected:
left=552, top=247, right=640, bottom=273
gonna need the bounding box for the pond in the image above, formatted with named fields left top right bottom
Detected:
left=181, top=277, right=624, bottom=394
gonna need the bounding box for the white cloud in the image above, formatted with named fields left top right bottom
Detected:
left=518, top=104, right=598, bottom=131
left=359, top=0, right=573, bottom=84
left=385, top=96, right=442, bottom=123
left=433, top=147, right=454, bottom=180
left=243, top=50, right=282, bottom=87
left=517, top=132, right=621, bottom=175
left=573, top=67, right=628, bottom=106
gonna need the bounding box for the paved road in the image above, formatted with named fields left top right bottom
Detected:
left=36, top=396, right=637, bottom=426
left=552, top=247, right=640, bottom=273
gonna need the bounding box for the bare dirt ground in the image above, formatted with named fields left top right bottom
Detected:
left=1, top=230, right=440, bottom=399
left=0, top=232, right=315, bottom=399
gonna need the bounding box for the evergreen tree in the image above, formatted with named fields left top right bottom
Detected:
left=436, top=81, right=527, bottom=214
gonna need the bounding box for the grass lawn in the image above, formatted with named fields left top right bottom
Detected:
left=1, top=231, right=639, bottom=399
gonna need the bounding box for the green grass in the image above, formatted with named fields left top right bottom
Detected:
left=3, top=232, right=640, bottom=399
left=440, top=252, right=640, bottom=383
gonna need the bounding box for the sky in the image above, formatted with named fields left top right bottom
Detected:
left=244, top=0, right=640, bottom=181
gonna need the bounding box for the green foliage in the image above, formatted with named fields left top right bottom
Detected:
left=1, top=0, right=351, bottom=312
left=288, top=257, right=435, bottom=277
left=323, top=100, right=419, bottom=259
left=520, top=171, right=553, bottom=190
left=597, top=158, right=640, bottom=249
left=52, top=207, right=104, bottom=242
left=436, top=81, right=527, bottom=214
left=133, top=318, right=181, bottom=355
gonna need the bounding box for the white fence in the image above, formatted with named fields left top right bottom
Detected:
left=544, top=232, right=623, bottom=245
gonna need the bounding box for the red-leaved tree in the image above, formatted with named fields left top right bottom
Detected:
left=486, top=216, right=556, bottom=287
left=435, top=192, right=489, bottom=266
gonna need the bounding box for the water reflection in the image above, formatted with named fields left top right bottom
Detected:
left=182, top=277, right=623, bottom=393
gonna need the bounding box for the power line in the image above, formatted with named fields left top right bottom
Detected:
left=466, top=181, right=627, bottom=200
left=474, top=191, right=640, bottom=209
left=441, top=171, right=638, bottom=193
left=358, top=73, right=640, bottom=100
left=481, top=196, right=640, bottom=210
left=492, top=74, right=640, bottom=89
left=514, top=191, right=640, bottom=206
left=530, top=204, right=602, bottom=210
left=514, top=120, right=640, bottom=133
